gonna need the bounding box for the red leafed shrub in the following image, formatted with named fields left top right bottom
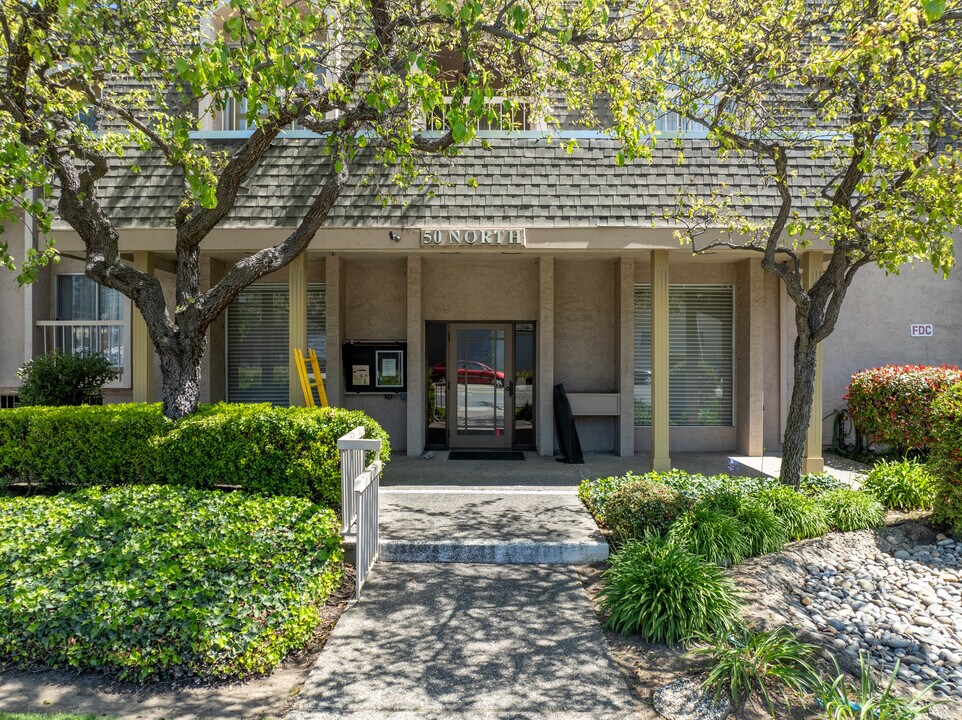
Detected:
left=846, top=365, right=962, bottom=450
left=931, top=383, right=962, bottom=536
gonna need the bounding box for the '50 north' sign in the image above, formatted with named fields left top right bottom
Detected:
left=422, top=228, right=526, bottom=247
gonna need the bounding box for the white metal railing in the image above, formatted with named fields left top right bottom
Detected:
left=338, top=427, right=383, bottom=599
left=36, top=320, right=130, bottom=389
left=424, top=96, right=533, bottom=132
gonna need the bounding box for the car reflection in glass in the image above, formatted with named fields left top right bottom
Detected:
left=431, top=361, right=505, bottom=387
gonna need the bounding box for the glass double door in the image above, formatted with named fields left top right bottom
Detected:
left=447, top=324, right=512, bottom=448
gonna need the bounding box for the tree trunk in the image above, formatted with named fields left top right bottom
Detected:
left=781, top=336, right=819, bottom=487
left=157, top=335, right=206, bottom=420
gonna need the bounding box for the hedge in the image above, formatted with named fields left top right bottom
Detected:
left=931, top=382, right=962, bottom=536
left=0, top=486, right=342, bottom=680
left=847, top=365, right=962, bottom=450
left=152, top=403, right=390, bottom=508
left=0, top=403, right=389, bottom=508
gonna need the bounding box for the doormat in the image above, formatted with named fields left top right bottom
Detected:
left=448, top=451, right=526, bottom=461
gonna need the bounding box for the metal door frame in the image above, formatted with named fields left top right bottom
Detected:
left=447, top=323, right=514, bottom=449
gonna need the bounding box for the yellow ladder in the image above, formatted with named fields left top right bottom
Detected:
left=293, top=348, right=329, bottom=408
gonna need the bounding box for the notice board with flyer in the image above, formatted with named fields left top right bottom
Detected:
left=342, top=341, right=407, bottom=393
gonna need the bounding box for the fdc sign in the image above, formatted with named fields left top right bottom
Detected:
left=910, top=324, right=934, bottom=338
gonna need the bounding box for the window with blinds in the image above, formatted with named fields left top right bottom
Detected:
left=634, top=285, right=734, bottom=427
left=227, top=283, right=326, bottom=405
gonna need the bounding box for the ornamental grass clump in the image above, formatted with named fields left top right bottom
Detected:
left=862, top=458, right=935, bottom=511
left=599, top=537, right=740, bottom=644
left=667, top=503, right=749, bottom=566
left=820, top=488, right=886, bottom=532
left=602, top=478, right=688, bottom=542
left=818, top=653, right=940, bottom=720
left=735, top=501, right=788, bottom=557
left=750, top=485, right=830, bottom=542
left=691, top=625, right=819, bottom=715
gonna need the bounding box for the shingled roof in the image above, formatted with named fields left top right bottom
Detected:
left=58, top=136, right=831, bottom=230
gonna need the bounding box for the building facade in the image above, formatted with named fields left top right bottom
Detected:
left=2, top=137, right=960, bottom=467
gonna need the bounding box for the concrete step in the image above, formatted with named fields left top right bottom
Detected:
left=380, top=537, right=609, bottom=564
left=375, top=486, right=609, bottom=565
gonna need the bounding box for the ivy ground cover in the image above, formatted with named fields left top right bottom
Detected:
left=0, top=486, right=342, bottom=681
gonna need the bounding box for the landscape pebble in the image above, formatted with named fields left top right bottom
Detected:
left=797, top=536, right=962, bottom=699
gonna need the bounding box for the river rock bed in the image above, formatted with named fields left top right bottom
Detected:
left=795, top=532, right=962, bottom=698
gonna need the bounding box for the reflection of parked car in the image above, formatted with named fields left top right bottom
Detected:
left=431, top=360, right=505, bottom=386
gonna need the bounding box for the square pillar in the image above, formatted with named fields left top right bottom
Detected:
left=132, top=251, right=155, bottom=403
left=616, top=258, right=635, bottom=457
left=802, top=251, right=825, bottom=474
left=288, top=253, right=308, bottom=406
left=324, top=255, right=344, bottom=406
left=736, top=259, right=765, bottom=455
left=651, top=249, right=671, bottom=471
left=537, top=256, right=555, bottom=456
left=406, top=256, right=425, bottom=456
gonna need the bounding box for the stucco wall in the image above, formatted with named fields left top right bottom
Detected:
left=819, top=263, right=962, bottom=443
left=342, top=258, right=409, bottom=451
left=0, top=259, right=26, bottom=391
left=422, top=258, right=539, bottom=321
left=554, top=259, right=617, bottom=451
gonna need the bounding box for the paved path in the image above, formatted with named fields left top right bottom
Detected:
left=286, top=563, right=638, bottom=720
left=378, top=486, right=609, bottom=563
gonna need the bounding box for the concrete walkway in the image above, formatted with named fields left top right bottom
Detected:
left=379, top=486, right=609, bottom=563
left=286, top=564, right=638, bottom=720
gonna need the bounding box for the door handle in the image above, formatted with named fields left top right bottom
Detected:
left=507, top=380, right=515, bottom=397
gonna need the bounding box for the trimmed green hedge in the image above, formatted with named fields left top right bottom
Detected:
left=0, top=403, right=389, bottom=507
left=931, top=382, right=962, bottom=535
left=0, top=486, right=342, bottom=681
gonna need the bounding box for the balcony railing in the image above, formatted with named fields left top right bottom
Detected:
left=37, top=320, right=131, bottom=389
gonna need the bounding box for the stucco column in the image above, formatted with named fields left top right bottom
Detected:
left=802, top=251, right=825, bottom=474
left=325, top=255, right=344, bottom=406
left=406, top=255, right=425, bottom=456
left=736, top=259, right=765, bottom=455
left=537, top=256, right=555, bottom=456
left=132, top=251, right=154, bottom=403
left=651, top=249, right=671, bottom=471
left=616, top=258, right=635, bottom=457
left=288, top=253, right=308, bottom=406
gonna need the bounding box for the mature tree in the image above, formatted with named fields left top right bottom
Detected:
left=623, top=0, right=962, bottom=485
left=0, top=0, right=632, bottom=419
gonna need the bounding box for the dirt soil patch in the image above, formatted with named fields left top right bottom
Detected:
left=0, top=566, right=356, bottom=720
left=580, top=519, right=960, bottom=720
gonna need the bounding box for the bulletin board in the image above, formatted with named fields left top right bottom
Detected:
left=342, top=341, right=407, bottom=393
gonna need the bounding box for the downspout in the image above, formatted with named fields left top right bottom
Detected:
left=22, top=189, right=37, bottom=365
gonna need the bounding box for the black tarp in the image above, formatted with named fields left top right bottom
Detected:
left=553, top=383, right=584, bottom=464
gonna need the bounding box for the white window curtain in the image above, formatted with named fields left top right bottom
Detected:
left=227, top=283, right=326, bottom=405
left=634, top=284, right=734, bottom=427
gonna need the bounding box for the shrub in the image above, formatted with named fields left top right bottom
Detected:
left=603, top=478, right=688, bottom=541
left=931, top=382, right=962, bottom=535
left=0, top=486, right=342, bottom=681
left=691, top=626, right=819, bottom=713
left=846, top=365, right=962, bottom=451
left=798, top=472, right=844, bottom=497
left=0, top=403, right=389, bottom=508
left=818, top=654, right=940, bottom=720
left=821, top=488, right=886, bottom=532
left=667, top=504, right=749, bottom=566
left=750, top=486, right=830, bottom=542
left=0, top=403, right=168, bottom=489
left=599, top=537, right=740, bottom=644
left=735, top=501, right=788, bottom=557
left=577, top=471, right=644, bottom=519
left=862, top=458, right=935, bottom=511
left=152, top=403, right=390, bottom=507
left=16, top=351, right=118, bottom=407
